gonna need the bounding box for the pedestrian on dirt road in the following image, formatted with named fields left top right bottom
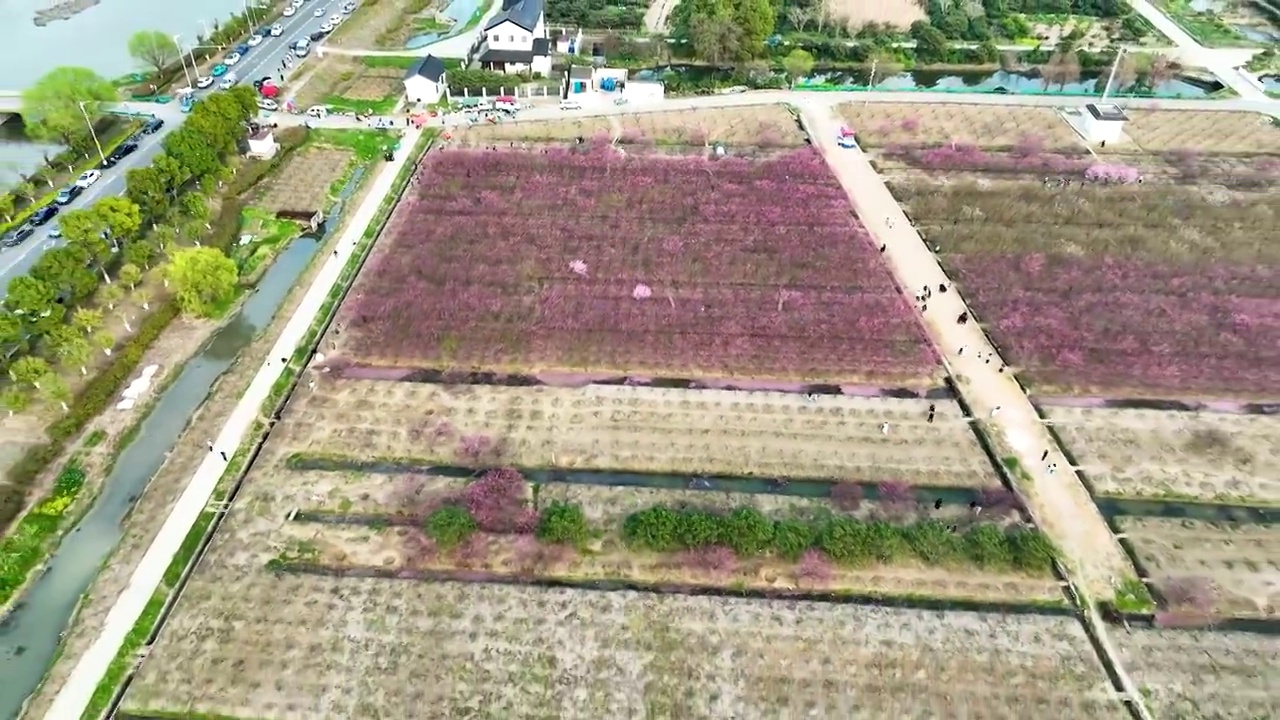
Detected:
left=934, top=498, right=943, bottom=510
left=880, top=422, right=890, bottom=435
left=220, top=451, right=228, bottom=461
left=939, top=283, right=948, bottom=293
left=879, top=244, right=887, bottom=253
left=1041, top=450, right=1049, bottom=461
left=927, top=404, right=936, bottom=424
left=957, top=312, right=968, bottom=325
left=989, top=406, right=1002, bottom=418
left=206, top=440, right=214, bottom=452
left=958, top=345, right=967, bottom=356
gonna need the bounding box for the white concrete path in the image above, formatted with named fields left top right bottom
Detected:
left=42, top=128, right=425, bottom=720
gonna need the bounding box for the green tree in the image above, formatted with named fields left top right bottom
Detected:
left=153, top=154, right=192, bottom=191
left=118, top=263, right=143, bottom=290
left=782, top=49, right=815, bottom=87
left=91, top=329, right=115, bottom=356
left=38, top=373, right=72, bottom=412
left=976, top=39, right=1000, bottom=64
left=181, top=193, right=209, bottom=224
left=21, top=67, right=117, bottom=144
left=536, top=501, right=591, bottom=547
left=9, top=356, right=52, bottom=388
left=100, top=283, right=125, bottom=310
left=134, top=286, right=154, bottom=311
left=425, top=505, right=477, bottom=549
left=127, top=31, right=180, bottom=76
left=1, top=386, right=30, bottom=416
left=721, top=507, right=774, bottom=556
left=910, top=21, right=950, bottom=64
left=14, top=181, right=37, bottom=202
left=96, top=196, right=143, bottom=241
left=0, top=311, right=23, bottom=350
left=4, top=276, right=63, bottom=335
left=123, top=237, right=160, bottom=269
left=166, top=246, right=238, bottom=316
left=688, top=12, right=740, bottom=65
left=0, top=193, right=14, bottom=223
left=125, top=165, right=171, bottom=221
left=51, top=328, right=92, bottom=376
left=59, top=208, right=111, bottom=262
left=71, top=307, right=104, bottom=335
left=164, top=125, right=223, bottom=180
left=31, top=245, right=97, bottom=302
left=733, top=0, right=775, bottom=56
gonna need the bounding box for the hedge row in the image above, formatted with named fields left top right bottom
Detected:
left=0, top=465, right=86, bottom=604
left=424, top=500, right=592, bottom=550
left=623, top=506, right=1056, bottom=573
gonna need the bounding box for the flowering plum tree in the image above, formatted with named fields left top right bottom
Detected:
left=1083, top=163, right=1140, bottom=184
left=795, top=549, right=834, bottom=586
left=830, top=482, right=863, bottom=512
left=678, top=545, right=738, bottom=577
left=462, top=467, right=537, bottom=533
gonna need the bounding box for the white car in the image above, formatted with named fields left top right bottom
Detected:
left=196, top=76, right=214, bottom=89
left=218, top=74, right=238, bottom=90
left=314, top=6, right=326, bottom=16
left=283, top=5, right=296, bottom=15
left=329, top=13, right=342, bottom=24
left=558, top=99, right=581, bottom=110
left=225, top=52, right=242, bottom=66
left=341, top=2, right=356, bottom=13
left=270, top=23, right=283, bottom=36
left=319, top=21, right=332, bottom=32
left=76, top=170, right=101, bottom=188
left=247, top=34, right=263, bottom=47
left=257, top=98, right=279, bottom=111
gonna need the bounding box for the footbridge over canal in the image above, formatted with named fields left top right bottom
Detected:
left=0, top=92, right=24, bottom=123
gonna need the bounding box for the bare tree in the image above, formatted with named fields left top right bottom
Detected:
left=1149, top=54, right=1175, bottom=87
left=999, top=51, right=1020, bottom=73
left=1112, top=53, right=1138, bottom=92
left=786, top=5, right=812, bottom=32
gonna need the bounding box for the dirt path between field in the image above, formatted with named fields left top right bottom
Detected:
left=800, top=102, right=1135, bottom=601
left=17, top=176, right=382, bottom=719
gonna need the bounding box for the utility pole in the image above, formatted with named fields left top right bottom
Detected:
left=174, top=34, right=194, bottom=87
left=77, top=101, right=106, bottom=165
left=1101, top=48, right=1124, bottom=101
left=864, top=58, right=877, bottom=108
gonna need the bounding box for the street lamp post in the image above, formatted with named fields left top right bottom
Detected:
left=864, top=58, right=878, bottom=108
left=77, top=101, right=107, bottom=165
left=174, top=34, right=195, bottom=87
left=243, top=0, right=259, bottom=27
left=1101, top=48, right=1125, bottom=101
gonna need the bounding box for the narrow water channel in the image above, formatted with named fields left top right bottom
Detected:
left=0, top=236, right=319, bottom=719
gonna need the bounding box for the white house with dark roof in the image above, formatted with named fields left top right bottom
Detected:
left=474, top=0, right=552, bottom=76
left=404, top=55, right=448, bottom=104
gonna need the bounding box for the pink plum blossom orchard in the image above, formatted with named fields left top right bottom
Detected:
left=339, top=148, right=937, bottom=382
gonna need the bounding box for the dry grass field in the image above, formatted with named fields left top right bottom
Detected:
left=1112, top=627, right=1280, bottom=719
left=458, top=105, right=808, bottom=147
left=1116, top=517, right=1280, bottom=618
left=251, top=147, right=354, bottom=213
left=1117, top=110, right=1280, bottom=155
left=277, top=381, right=1001, bottom=486
left=1045, top=407, right=1280, bottom=502
left=825, top=0, right=925, bottom=29
left=837, top=103, right=1084, bottom=150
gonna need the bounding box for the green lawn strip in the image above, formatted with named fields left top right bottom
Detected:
left=1, top=119, right=144, bottom=235
left=360, top=56, right=465, bottom=71
left=0, top=466, right=86, bottom=607
left=458, top=0, right=496, bottom=34
left=321, top=94, right=400, bottom=115
left=233, top=207, right=304, bottom=279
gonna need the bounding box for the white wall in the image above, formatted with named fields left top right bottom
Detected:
left=531, top=54, right=551, bottom=77
left=404, top=77, right=442, bottom=104
left=485, top=20, right=535, bottom=50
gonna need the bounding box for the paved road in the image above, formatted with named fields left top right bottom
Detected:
left=0, top=0, right=347, bottom=298
left=1125, top=0, right=1270, bottom=101
left=41, top=124, right=423, bottom=720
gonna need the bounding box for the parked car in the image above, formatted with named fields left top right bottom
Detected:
left=329, top=13, right=342, bottom=24
left=55, top=184, right=82, bottom=205
left=1, top=225, right=34, bottom=247
left=314, top=6, right=326, bottom=16
left=195, top=75, right=214, bottom=89
left=211, top=63, right=229, bottom=77
left=305, top=105, right=329, bottom=119
left=247, top=34, right=263, bottom=47
left=258, top=98, right=279, bottom=111
left=48, top=224, right=62, bottom=239
left=225, top=52, right=242, bottom=66
left=341, top=1, right=356, bottom=12
left=28, top=204, right=58, bottom=226
left=234, top=43, right=250, bottom=54
left=319, top=21, right=332, bottom=32
left=308, top=30, right=327, bottom=41
left=283, top=4, right=296, bottom=14
left=142, top=116, right=165, bottom=134
left=101, top=141, right=138, bottom=167
left=559, top=99, right=582, bottom=110
left=270, top=23, right=284, bottom=36
left=218, top=76, right=237, bottom=90
left=75, top=169, right=101, bottom=188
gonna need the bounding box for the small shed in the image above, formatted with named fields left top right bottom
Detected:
left=623, top=79, right=664, bottom=103
left=1079, top=103, right=1128, bottom=145
left=404, top=55, right=448, bottom=105
left=567, top=65, right=592, bottom=94
left=247, top=129, right=278, bottom=159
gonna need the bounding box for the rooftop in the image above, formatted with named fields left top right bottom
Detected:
left=405, top=55, right=447, bottom=83
left=477, top=47, right=535, bottom=64
left=483, top=0, right=543, bottom=32
left=1085, top=103, right=1128, bottom=122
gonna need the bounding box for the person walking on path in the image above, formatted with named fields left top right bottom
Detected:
left=206, top=440, right=214, bottom=452
left=927, top=404, right=936, bottom=424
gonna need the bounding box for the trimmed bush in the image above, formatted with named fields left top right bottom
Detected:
left=536, top=501, right=590, bottom=547
left=425, top=505, right=476, bottom=549
left=721, top=507, right=774, bottom=556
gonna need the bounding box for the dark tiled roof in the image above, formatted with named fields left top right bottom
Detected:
left=405, top=55, right=447, bottom=82
left=484, top=0, right=543, bottom=31
left=478, top=48, right=535, bottom=64
left=1085, top=103, right=1128, bottom=122
left=532, top=37, right=550, bottom=56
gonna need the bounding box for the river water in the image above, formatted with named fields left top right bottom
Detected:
left=0, top=0, right=255, bottom=187
left=0, top=235, right=318, bottom=720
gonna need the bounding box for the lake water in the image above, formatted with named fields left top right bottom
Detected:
left=0, top=0, right=260, bottom=186
left=404, top=0, right=485, bottom=49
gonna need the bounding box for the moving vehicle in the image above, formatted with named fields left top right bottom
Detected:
left=101, top=141, right=139, bottom=167
left=314, top=6, right=327, bottom=16
left=75, top=169, right=101, bottom=188
left=55, top=184, right=82, bottom=205
left=48, top=224, right=62, bottom=239
left=305, top=105, right=328, bottom=119
left=329, top=13, right=342, bottom=24
left=270, top=23, right=284, bottom=36
left=247, top=34, right=263, bottom=47
left=225, top=52, right=242, bottom=66
left=494, top=96, right=520, bottom=111
left=558, top=99, right=581, bottom=110
left=28, top=204, right=58, bottom=226
left=211, top=63, right=229, bottom=77
left=283, top=4, right=296, bottom=15
left=341, top=2, right=356, bottom=12
left=218, top=73, right=238, bottom=90
left=1, top=225, right=34, bottom=247
left=196, top=75, right=214, bottom=89
left=836, top=126, right=857, bottom=148
left=293, top=38, right=311, bottom=57
left=319, top=21, right=332, bottom=32
left=143, top=115, right=165, bottom=133
left=181, top=94, right=197, bottom=112
left=258, top=98, right=279, bottom=111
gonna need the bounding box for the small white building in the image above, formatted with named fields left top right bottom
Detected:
left=246, top=129, right=278, bottom=159
left=474, top=0, right=552, bottom=76
left=403, top=55, right=448, bottom=105
left=563, top=66, right=664, bottom=102
left=1079, top=103, right=1128, bottom=145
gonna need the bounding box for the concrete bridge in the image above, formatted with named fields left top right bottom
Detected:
left=0, top=91, right=23, bottom=123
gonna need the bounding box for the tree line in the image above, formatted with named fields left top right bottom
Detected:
left=2, top=86, right=256, bottom=416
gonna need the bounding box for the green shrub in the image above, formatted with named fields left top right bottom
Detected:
left=425, top=505, right=476, bottom=549
left=964, top=523, right=1013, bottom=569
left=622, top=505, right=683, bottom=552
left=866, top=520, right=909, bottom=563
left=721, top=507, right=774, bottom=556
left=902, top=519, right=964, bottom=565
left=0, top=463, right=86, bottom=603
left=771, top=519, right=818, bottom=560
left=1008, top=527, right=1057, bottom=571
left=536, top=501, right=590, bottom=547
left=673, top=509, right=722, bottom=549
left=817, top=516, right=874, bottom=566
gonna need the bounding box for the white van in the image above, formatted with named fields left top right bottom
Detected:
left=306, top=105, right=329, bottom=119
left=293, top=39, right=311, bottom=57
left=559, top=99, right=582, bottom=110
